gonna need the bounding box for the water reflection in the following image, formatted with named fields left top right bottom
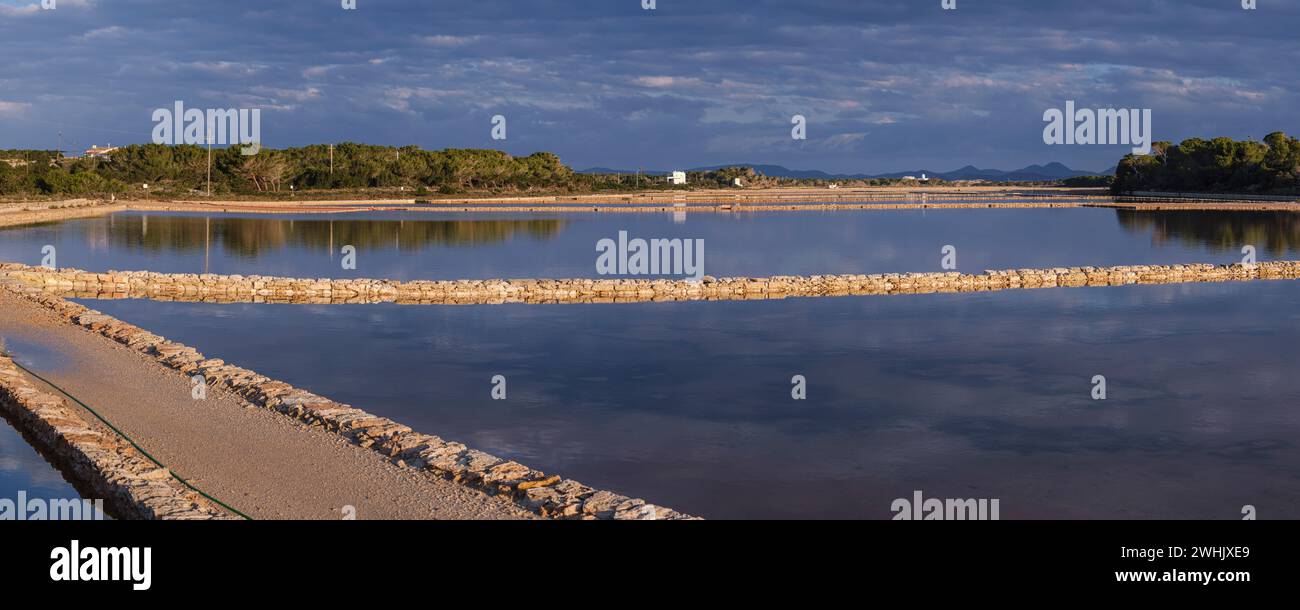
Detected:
left=5, top=208, right=1300, bottom=282
left=93, top=215, right=568, bottom=256
left=0, top=414, right=83, bottom=503
left=1115, top=209, right=1300, bottom=256
left=82, top=280, right=1300, bottom=519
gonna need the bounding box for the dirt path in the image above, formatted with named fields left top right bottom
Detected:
left=0, top=290, right=535, bottom=520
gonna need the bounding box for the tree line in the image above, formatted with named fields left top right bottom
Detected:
left=30, top=135, right=1296, bottom=199
left=0, top=143, right=942, bottom=198
left=1112, top=132, right=1300, bottom=195
left=0, top=144, right=585, bottom=197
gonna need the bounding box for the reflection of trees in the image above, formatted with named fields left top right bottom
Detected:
left=85, top=215, right=568, bottom=257
left=1116, top=210, right=1300, bottom=256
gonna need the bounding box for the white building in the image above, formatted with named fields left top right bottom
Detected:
left=84, top=145, right=119, bottom=159
left=668, top=171, right=687, bottom=185
left=733, top=178, right=744, bottom=187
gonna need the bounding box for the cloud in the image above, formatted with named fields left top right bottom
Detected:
left=416, top=35, right=481, bottom=48
left=0, top=0, right=90, bottom=15
left=633, top=76, right=704, bottom=89
left=0, top=0, right=1295, bottom=173
left=0, top=3, right=41, bottom=16
left=77, top=25, right=128, bottom=40
left=0, top=101, right=31, bottom=117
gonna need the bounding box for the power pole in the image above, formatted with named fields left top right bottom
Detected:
left=206, top=134, right=213, bottom=196
left=57, top=131, right=63, bottom=161
left=329, top=144, right=334, bottom=175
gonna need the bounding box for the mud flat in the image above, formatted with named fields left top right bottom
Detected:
left=5, top=260, right=1299, bottom=306
left=0, top=279, right=690, bottom=520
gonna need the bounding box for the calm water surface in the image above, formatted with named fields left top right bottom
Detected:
left=4, top=205, right=1300, bottom=518
left=2, top=206, right=1298, bottom=279
left=0, top=338, right=86, bottom=506
left=83, top=281, right=1300, bottom=519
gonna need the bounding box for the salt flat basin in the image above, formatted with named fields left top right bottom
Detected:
left=79, top=279, right=1300, bottom=519
left=6, top=203, right=1300, bottom=519
left=2, top=206, right=1299, bottom=280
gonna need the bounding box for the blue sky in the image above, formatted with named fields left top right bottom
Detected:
left=0, top=0, right=1294, bottom=173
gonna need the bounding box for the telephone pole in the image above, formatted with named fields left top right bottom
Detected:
left=329, top=144, right=334, bottom=175
left=206, top=134, right=213, bottom=196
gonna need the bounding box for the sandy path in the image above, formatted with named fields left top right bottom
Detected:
left=0, top=290, right=535, bottom=520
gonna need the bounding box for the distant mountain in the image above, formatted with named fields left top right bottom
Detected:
left=580, top=167, right=660, bottom=175
left=688, top=164, right=847, bottom=180
left=577, top=162, right=1114, bottom=182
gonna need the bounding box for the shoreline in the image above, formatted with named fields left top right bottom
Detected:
left=3, top=188, right=1298, bottom=520
left=1, top=188, right=1299, bottom=231
left=0, top=351, right=236, bottom=520
left=0, top=279, right=691, bottom=520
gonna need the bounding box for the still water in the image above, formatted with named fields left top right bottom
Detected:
left=3, top=206, right=1299, bottom=518
left=0, top=339, right=86, bottom=508
left=2, top=207, right=1298, bottom=279
left=83, top=280, right=1300, bottom=519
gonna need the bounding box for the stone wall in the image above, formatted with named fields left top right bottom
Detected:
left=0, top=352, right=236, bottom=520
left=4, top=260, right=1300, bottom=306
left=0, top=280, right=693, bottom=520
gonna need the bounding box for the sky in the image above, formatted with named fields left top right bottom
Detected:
left=0, top=0, right=1295, bottom=174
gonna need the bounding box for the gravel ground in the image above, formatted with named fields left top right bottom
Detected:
left=0, top=290, right=536, bottom=520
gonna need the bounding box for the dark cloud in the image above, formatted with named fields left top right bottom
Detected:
left=0, top=0, right=1294, bottom=172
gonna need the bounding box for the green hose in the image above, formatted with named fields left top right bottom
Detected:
left=4, top=354, right=252, bottom=520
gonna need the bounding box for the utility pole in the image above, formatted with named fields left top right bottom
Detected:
left=206, top=134, right=213, bottom=196
left=329, top=144, right=334, bottom=175
left=57, top=131, right=63, bottom=161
